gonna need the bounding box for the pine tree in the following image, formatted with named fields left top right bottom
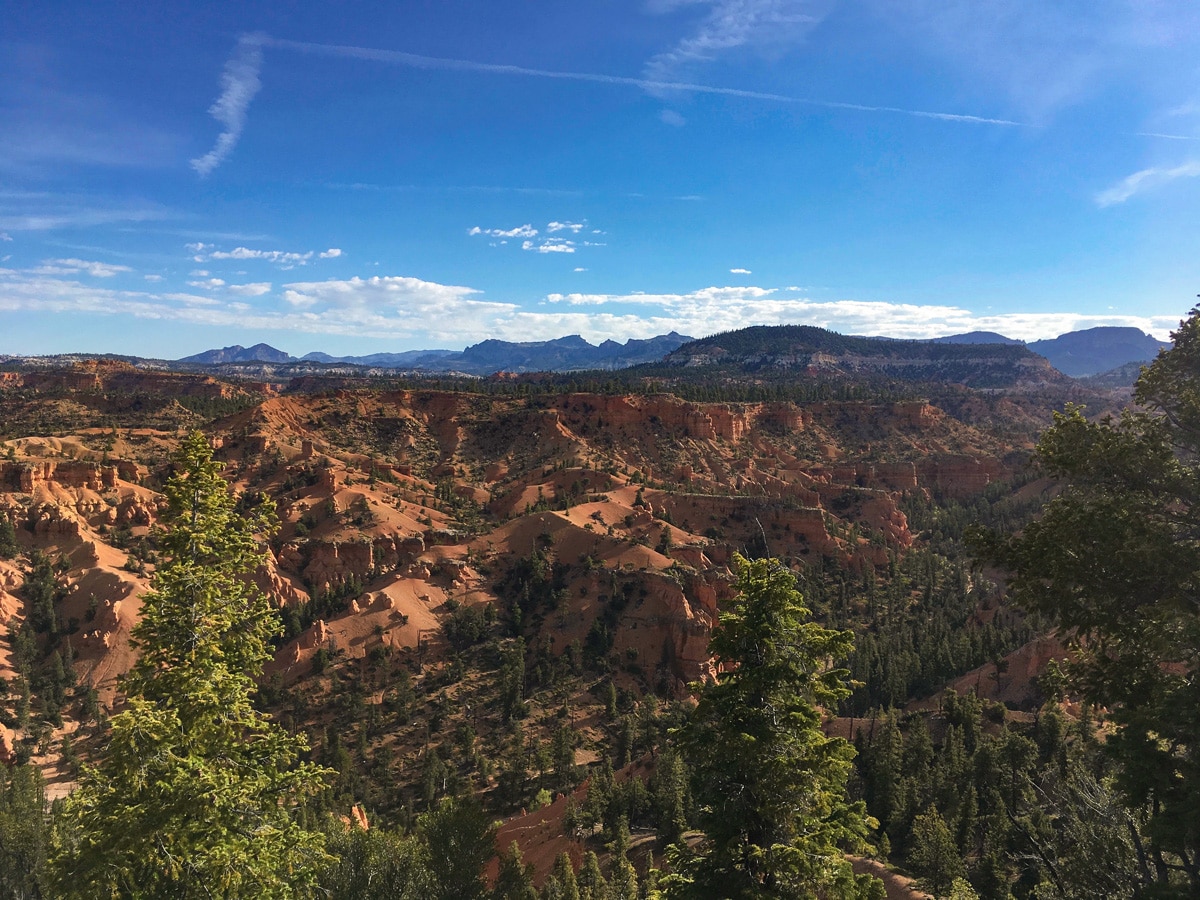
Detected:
left=0, top=513, right=17, bottom=559
left=579, top=850, right=609, bottom=900
left=48, top=431, right=329, bottom=898
left=668, top=555, right=882, bottom=899
left=909, top=809, right=966, bottom=897
left=975, top=309, right=1200, bottom=893
left=494, top=840, right=539, bottom=900
left=607, top=816, right=640, bottom=900
left=549, top=851, right=582, bottom=900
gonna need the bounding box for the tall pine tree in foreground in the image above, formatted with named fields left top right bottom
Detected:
left=977, top=308, right=1200, bottom=896
left=50, top=431, right=328, bottom=898
left=666, top=555, right=883, bottom=899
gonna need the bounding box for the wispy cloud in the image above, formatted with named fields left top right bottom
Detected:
left=188, top=277, right=226, bottom=289
left=266, top=35, right=1030, bottom=127
left=0, top=234, right=10, bottom=242
left=643, top=0, right=827, bottom=88
left=33, top=258, right=132, bottom=278
left=1095, top=160, right=1200, bottom=206
left=1135, top=132, right=1200, bottom=141
left=228, top=282, right=272, bottom=296
left=186, top=243, right=340, bottom=266
left=469, top=224, right=538, bottom=239
left=547, top=221, right=585, bottom=233
left=191, top=34, right=266, bottom=176
left=0, top=191, right=171, bottom=233
left=523, top=239, right=576, bottom=254
left=730, top=267, right=752, bottom=274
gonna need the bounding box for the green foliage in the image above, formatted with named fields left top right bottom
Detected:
left=493, top=841, right=538, bottom=900
left=320, top=824, right=434, bottom=899
left=0, top=514, right=17, bottom=559
left=668, top=555, right=881, bottom=899
left=48, top=431, right=330, bottom=898
left=909, top=809, right=966, bottom=896
left=419, top=795, right=497, bottom=900
left=0, top=763, right=50, bottom=900
left=975, top=309, right=1200, bottom=896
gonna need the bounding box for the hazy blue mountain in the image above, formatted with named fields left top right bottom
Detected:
left=178, top=333, right=693, bottom=374
left=1028, top=326, right=1168, bottom=377
left=301, top=349, right=456, bottom=366
left=178, top=343, right=294, bottom=364
left=442, top=332, right=694, bottom=373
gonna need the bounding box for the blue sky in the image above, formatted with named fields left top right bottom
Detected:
left=2, top=0, right=1199, bottom=358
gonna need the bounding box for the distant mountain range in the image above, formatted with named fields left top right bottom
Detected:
left=171, top=325, right=1168, bottom=380
left=176, top=333, right=695, bottom=375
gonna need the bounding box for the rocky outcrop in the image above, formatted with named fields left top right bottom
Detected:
left=286, top=533, right=427, bottom=595
left=25, top=503, right=82, bottom=539
left=610, top=570, right=726, bottom=690
left=0, top=460, right=119, bottom=493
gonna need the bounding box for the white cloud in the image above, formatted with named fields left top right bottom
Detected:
left=319, top=248, right=342, bottom=258
left=470, top=224, right=538, bottom=239
left=144, top=274, right=164, bottom=282
left=1095, top=160, right=1200, bottom=206
left=187, top=278, right=226, bottom=289
left=522, top=239, right=576, bottom=253
left=574, top=267, right=588, bottom=272
left=659, top=109, right=687, bottom=127
left=540, top=286, right=1182, bottom=343
left=190, top=244, right=319, bottom=266
left=730, top=267, right=752, bottom=274
left=34, top=258, right=132, bottom=278
left=191, top=34, right=265, bottom=176
left=0, top=233, right=10, bottom=241
left=643, top=0, right=828, bottom=89
left=547, top=221, right=585, bottom=233
left=0, top=266, right=1183, bottom=347
left=190, top=269, right=210, bottom=276
left=228, top=282, right=272, bottom=296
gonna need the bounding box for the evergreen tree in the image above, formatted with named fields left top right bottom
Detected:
left=976, top=309, right=1200, bottom=895
left=553, top=851, right=582, bottom=900
left=420, top=795, right=497, bottom=900
left=668, top=555, right=882, bottom=899
left=494, top=841, right=539, bottom=900
left=320, top=824, right=434, bottom=899
left=579, top=851, right=609, bottom=900
left=607, top=816, right=640, bottom=900
left=48, top=431, right=329, bottom=898
left=0, top=513, right=17, bottom=559
left=0, top=763, right=49, bottom=899
left=909, top=809, right=966, bottom=897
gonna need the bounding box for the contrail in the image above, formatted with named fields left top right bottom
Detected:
left=266, top=36, right=1031, bottom=128
left=193, top=33, right=1034, bottom=176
